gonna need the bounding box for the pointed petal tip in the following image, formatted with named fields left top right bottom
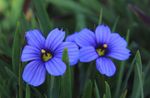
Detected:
left=45, top=28, right=65, bottom=51
left=25, top=29, right=45, bottom=49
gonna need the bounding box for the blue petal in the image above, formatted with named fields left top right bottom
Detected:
left=107, top=33, right=130, bottom=60
left=25, top=29, right=45, bottom=49
left=95, top=25, right=111, bottom=44
left=45, top=57, right=66, bottom=76
left=108, top=47, right=130, bottom=60
left=75, top=28, right=96, bottom=47
left=21, top=45, right=41, bottom=62
left=54, top=42, right=79, bottom=66
left=108, top=33, right=127, bottom=48
left=79, top=46, right=98, bottom=62
left=45, top=28, right=65, bottom=52
left=66, top=32, right=78, bottom=43
left=22, top=60, right=46, bottom=86
left=96, top=57, right=116, bottom=77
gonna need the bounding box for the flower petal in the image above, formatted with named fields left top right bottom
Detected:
left=22, top=60, right=46, bottom=86
left=79, top=46, right=98, bottom=62
left=96, top=57, right=116, bottom=77
left=45, top=28, right=65, bottom=52
left=108, top=47, right=130, bottom=60
left=54, top=42, right=79, bottom=66
left=25, top=29, right=45, bottom=49
left=95, top=25, right=111, bottom=44
left=45, top=57, right=66, bottom=76
left=75, top=28, right=96, bottom=47
left=21, top=45, right=41, bottom=62
left=66, top=32, right=78, bottom=43
left=108, top=33, right=127, bottom=48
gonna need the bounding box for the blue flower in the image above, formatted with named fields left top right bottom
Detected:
left=75, top=25, right=130, bottom=77
left=66, top=32, right=78, bottom=43
left=66, top=32, right=79, bottom=65
left=21, top=28, right=79, bottom=86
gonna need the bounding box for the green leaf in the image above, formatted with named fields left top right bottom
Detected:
left=47, top=0, right=93, bottom=15
left=120, top=89, right=127, bottom=98
left=82, top=80, right=93, bottom=98
left=33, top=0, right=52, bottom=34
left=75, top=13, right=86, bottom=31
left=25, top=84, right=30, bottom=98
left=122, top=56, right=135, bottom=91
left=12, top=22, right=21, bottom=73
left=94, top=81, right=100, bottom=98
left=98, top=8, right=103, bottom=25
left=112, top=16, right=119, bottom=32
left=47, top=75, right=55, bottom=98
left=103, top=94, right=106, bottom=98
left=4, top=66, right=17, bottom=80
left=105, top=81, right=111, bottom=98
left=18, top=63, right=23, bottom=98
left=131, top=51, right=144, bottom=98
left=61, top=48, right=72, bottom=98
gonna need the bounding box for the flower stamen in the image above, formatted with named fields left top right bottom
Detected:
left=96, top=48, right=105, bottom=56
left=41, top=49, right=52, bottom=62
left=96, top=44, right=108, bottom=56
left=41, top=49, right=46, bottom=53
left=103, top=44, right=107, bottom=48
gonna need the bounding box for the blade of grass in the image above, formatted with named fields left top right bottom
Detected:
left=12, top=22, right=21, bottom=73
left=81, top=80, right=92, bottom=98
left=47, top=0, right=93, bottom=15
left=61, top=48, right=72, bottom=98
left=120, top=89, right=127, bottom=98
left=49, top=76, right=55, bottom=98
left=94, top=81, right=100, bottom=98
left=75, top=13, right=86, bottom=31
left=135, top=51, right=143, bottom=98
left=122, top=56, right=135, bottom=91
left=25, top=84, right=30, bottom=98
left=98, top=8, right=103, bottom=24
left=105, top=81, right=111, bottom=98
left=131, top=51, right=143, bottom=98
left=112, top=16, right=119, bottom=32
left=18, top=63, right=23, bottom=98
left=33, top=0, right=52, bottom=34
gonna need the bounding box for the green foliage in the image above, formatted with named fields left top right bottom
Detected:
left=0, top=0, right=150, bottom=98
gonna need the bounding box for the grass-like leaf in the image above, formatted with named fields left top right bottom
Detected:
left=131, top=51, right=144, bottom=98
left=81, top=80, right=92, bottom=98
left=94, top=81, right=100, bottom=98
left=105, top=81, right=111, bottom=98
left=25, top=84, right=30, bottom=98
left=61, top=48, right=72, bottom=98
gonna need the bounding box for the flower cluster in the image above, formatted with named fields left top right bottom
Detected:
left=21, top=25, right=130, bottom=86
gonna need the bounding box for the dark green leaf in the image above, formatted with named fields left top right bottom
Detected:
left=105, top=81, right=111, bottom=98
left=25, top=84, right=30, bottom=98
left=61, top=48, right=72, bottom=98
left=94, top=81, right=100, bottom=98
left=81, top=80, right=92, bottom=98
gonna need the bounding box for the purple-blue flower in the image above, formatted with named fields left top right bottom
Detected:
left=75, top=25, right=130, bottom=77
left=21, top=28, right=79, bottom=86
left=66, top=32, right=78, bottom=43
left=66, top=32, right=79, bottom=65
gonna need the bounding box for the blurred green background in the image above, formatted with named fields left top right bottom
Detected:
left=0, top=0, right=150, bottom=98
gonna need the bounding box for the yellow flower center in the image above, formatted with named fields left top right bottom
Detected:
left=41, top=49, right=52, bottom=62
left=96, top=44, right=108, bottom=56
